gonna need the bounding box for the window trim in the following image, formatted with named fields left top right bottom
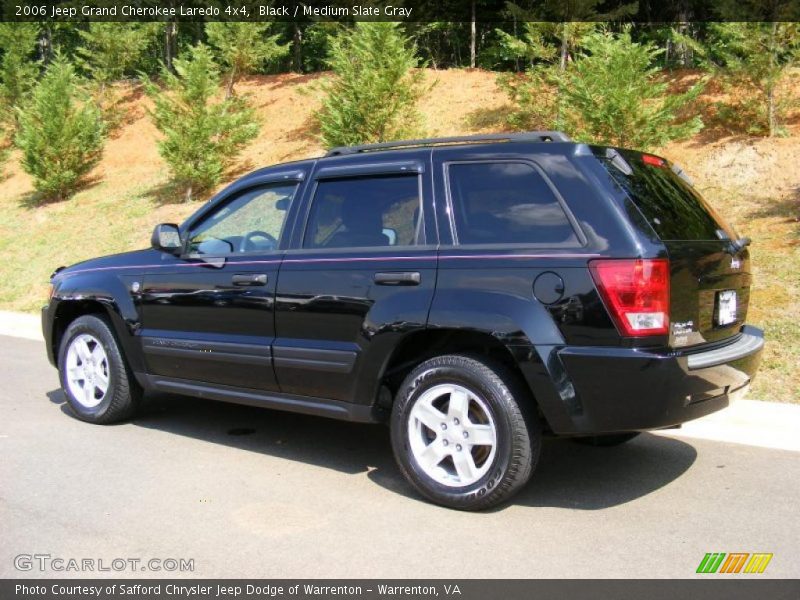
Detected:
left=315, top=160, right=424, bottom=180
left=183, top=182, right=300, bottom=259
left=442, top=159, right=587, bottom=249
left=180, top=169, right=305, bottom=235
left=300, top=172, right=426, bottom=251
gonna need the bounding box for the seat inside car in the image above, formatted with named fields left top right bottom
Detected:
left=325, top=201, right=391, bottom=248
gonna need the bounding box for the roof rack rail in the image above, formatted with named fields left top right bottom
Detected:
left=325, top=131, right=571, bottom=157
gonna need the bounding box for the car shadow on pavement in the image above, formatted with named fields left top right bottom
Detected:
left=129, top=391, right=397, bottom=476
left=47, top=389, right=66, bottom=404
left=52, top=388, right=698, bottom=511
left=506, top=435, right=697, bottom=511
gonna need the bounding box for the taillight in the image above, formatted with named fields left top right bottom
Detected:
left=589, top=259, right=670, bottom=336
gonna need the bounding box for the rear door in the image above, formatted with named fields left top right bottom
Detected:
left=599, top=149, right=751, bottom=348
left=274, top=153, right=438, bottom=403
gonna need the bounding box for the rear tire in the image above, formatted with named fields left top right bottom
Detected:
left=572, top=432, right=641, bottom=447
left=391, top=354, right=540, bottom=511
left=58, top=314, right=141, bottom=424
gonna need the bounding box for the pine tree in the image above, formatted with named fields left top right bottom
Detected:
left=143, top=44, right=259, bottom=202
left=495, top=21, right=599, bottom=131
left=0, top=23, right=40, bottom=124
left=704, top=23, right=799, bottom=136
left=15, top=55, right=106, bottom=202
left=560, top=29, right=705, bottom=150
left=496, top=23, right=563, bottom=130
left=317, top=22, right=426, bottom=149
left=206, top=22, right=288, bottom=98
left=76, top=23, right=157, bottom=128
left=77, top=23, right=156, bottom=88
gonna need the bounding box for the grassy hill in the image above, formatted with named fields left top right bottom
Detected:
left=0, top=68, right=797, bottom=402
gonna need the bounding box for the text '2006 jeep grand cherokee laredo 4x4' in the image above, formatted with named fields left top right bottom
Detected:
left=42, top=131, right=764, bottom=510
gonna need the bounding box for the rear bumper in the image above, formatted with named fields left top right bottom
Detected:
left=552, top=325, right=764, bottom=434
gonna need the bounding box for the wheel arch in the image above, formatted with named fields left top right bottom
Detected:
left=50, top=275, right=145, bottom=376
left=52, top=299, right=108, bottom=354
left=375, top=328, right=550, bottom=430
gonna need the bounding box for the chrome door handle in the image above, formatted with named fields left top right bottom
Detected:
left=231, top=274, right=268, bottom=286
left=374, top=272, right=421, bottom=286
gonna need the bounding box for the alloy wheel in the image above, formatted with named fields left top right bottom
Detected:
left=407, top=383, right=498, bottom=487
left=65, top=333, right=110, bottom=408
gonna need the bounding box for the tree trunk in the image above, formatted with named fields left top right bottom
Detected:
left=559, top=23, right=568, bottom=72
left=164, top=21, right=177, bottom=73
left=185, top=184, right=193, bottom=203
left=676, top=19, right=689, bottom=67
left=768, top=21, right=778, bottom=137
left=767, top=85, right=776, bottom=137
left=292, top=24, right=303, bottom=73
left=469, top=0, right=476, bottom=68
left=42, top=27, right=53, bottom=64
left=225, top=66, right=237, bottom=100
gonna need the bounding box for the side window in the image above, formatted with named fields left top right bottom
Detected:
left=304, top=175, right=422, bottom=249
left=447, top=162, right=580, bottom=246
left=187, top=184, right=296, bottom=255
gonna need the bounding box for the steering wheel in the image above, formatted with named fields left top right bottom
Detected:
left=240, top=230, right=278, bottom=253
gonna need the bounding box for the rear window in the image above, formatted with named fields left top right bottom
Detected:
left=447, top=161, right=580, bottom=246
left=599, top=150, right=736, bottom=241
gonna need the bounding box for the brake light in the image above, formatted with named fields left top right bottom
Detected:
left=589, top=259, right=670, bottom=336
left=641, top=154, right=666, bottom=167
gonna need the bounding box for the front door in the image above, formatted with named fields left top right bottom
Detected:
left=274, top=155, right=438, bottom=404
left=140, top=181, right=299, bottom=391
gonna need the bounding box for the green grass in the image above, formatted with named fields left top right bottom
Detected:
left=699, top=187, right=800, bottom=403
left=0, top=167, right=202, bottom=312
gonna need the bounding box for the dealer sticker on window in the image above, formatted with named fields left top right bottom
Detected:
left=716, top=290, right=738, bottom=326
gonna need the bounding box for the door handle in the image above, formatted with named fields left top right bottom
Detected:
left=231, top=273, right=268, bottom=286
left=374, top=272, right=421, bottom=286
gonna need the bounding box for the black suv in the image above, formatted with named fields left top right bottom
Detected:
left=42, top=132, right=764, bottom=510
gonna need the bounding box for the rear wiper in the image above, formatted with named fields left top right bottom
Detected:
left=671, top=163, right=694, bottom=186
left=605, top=148, right=633, bottom=175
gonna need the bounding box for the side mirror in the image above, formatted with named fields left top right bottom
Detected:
left=151, top=223, right=182, bottom=254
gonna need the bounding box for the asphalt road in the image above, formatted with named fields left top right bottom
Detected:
left=1, top=335, right=798, bottom=579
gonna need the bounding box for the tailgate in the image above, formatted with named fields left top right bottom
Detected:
left=666, top=241, right=751, bottom=347
left=596, top=147, right=751, bottom=349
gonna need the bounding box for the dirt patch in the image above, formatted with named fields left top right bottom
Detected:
left=662, top=136, right=800, bottom=201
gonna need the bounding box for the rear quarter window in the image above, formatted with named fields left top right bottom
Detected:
left=446, top=161, right=581, bottom=246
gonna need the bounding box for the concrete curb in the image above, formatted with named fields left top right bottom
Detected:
left=1, top=310, right=797, bottom=452
left=0, top=310, right=42, bottom=341
left=654, top=399, right=800, bottom=453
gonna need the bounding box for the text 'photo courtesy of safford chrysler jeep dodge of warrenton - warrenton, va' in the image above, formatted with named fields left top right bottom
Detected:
left=41, top=131, right=764, bottom=510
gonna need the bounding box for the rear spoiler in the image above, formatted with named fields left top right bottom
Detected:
left=604, top=147, right=694, bottom=187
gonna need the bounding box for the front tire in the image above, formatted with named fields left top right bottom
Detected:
left=391, top=354, right=540, bottom=511
left=58, top=314, right=141, bottom=424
